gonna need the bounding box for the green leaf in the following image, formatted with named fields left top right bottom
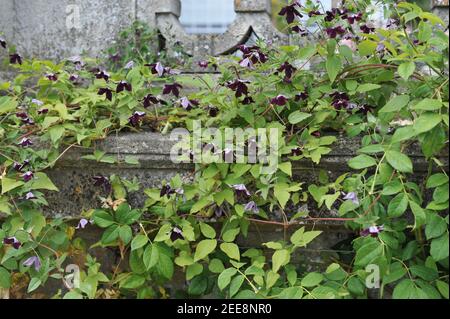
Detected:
left=194, top=239, right=217, bottom=262
left=391, top=126, right=417, bottom=144
left=143, top=243, right=160, bottom=270
left=186, top=263, right=203, bottom=280
left=382, top=180, right=403, bottom=195
left=348, top=154, right=377, bottom=170
left=1, top=177, right=24, bottom=194
left=274, top=183, right=290, bottom=209
left=199, top=222, right=216, bottom=239
left=326, top=55, right=342, bottom=83
left=388, top=193, right=409, bottom=217
left=272, top=249, right=290, bottom=273
left=379, top=95, right=410, bottom=113
left=426, top=174, right=449, bottom=189
left=120, top=274, right=145, bottom=289
left=386, top=150, right=413, bottom=173
left=356, top=83, right=381, bottom=93
left=278, top=162, right=292, bottom=176
left=92, top=210, right=115, bottom=228
left=355, top=240, right=382, bottom=267
left=29, top=172, right=59, bottom=191
left=119, top=225, right=132, bottom=245
left=0, top=97, right=18, bottom=114
left=229, top=274, right=245, bottom=298
left=220, top=243, right=240, bottom=261
left=0, top=266, right=11, bottom=288
left=425, top=214, right=447, bottom=240
left=413, top=113, right=442, bottom=134
left=409, top=201, right=427, bottom=229
left=398, top=61, right=416, bottom=80
left=288, top=111, right=312, bottom=124
left=358, top=40, right=377, bottom=56
left=218, top=268, right=238, bottom=291
left=101, top=225, right=120, bottom=244
left=27, top=277, right=42, bottom=293
left=430, top=234, right=449, bottom=261
left=301, top=272, right=323, bottom=287
left=412, top=98, right=443, bottom=111
left=392, top=279, right=416, bottom=299
left=436, top=280, right=449, bottom=299
left=209, top=259, right=225, bottom=274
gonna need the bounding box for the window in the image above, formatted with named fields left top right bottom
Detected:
left=179, top=0, right=236, bottom=34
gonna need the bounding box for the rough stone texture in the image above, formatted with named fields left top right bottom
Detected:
left=432, top=0, right=450, bottom=26
left=43, top=131, right=449, bottom=218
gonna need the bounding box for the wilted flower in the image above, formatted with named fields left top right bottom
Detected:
left=124, top=60, right=135, bottom=69
left=76, top=218, right=89, bottom=230
left=325, top=26, right=346, bottom=38
left=93, top=175, right=111, bottom=192
left=244, top=201, right=259, bottom=214
left=179, top=96, right=199, bottom=111
left=277, top=61, right=297, bottom=83
left=163, top=83, right=183, bottom=97
left=23, top=256, right=41, bottom=271
left=360, top=24, right=375, bottom=34
left=231, top=184, right=251, bottom=197
left=10, top=53, right=22, bottom=65
left=116, top=80, right=132, bottom=93
left=343, top=191, right=359, bottom=205
left=170, top=226, right=184, bottom=241
left=226, top=79, right=250, bottom=98
left=98, top=87, right=113, bottom=101
left=3, top=237, right=21, bottom=249
left=128, top=111, right=146, bottom=127
left=25, top=192, right=37, bottom=200
left=278, top=1, right=302, bottom=24
left=271, top=95, right=288, bottom=106
left=22, top=171, right=34, bottom=182
left=0, top=37, right=6, bottom=48
left=18, top=138, right=33, bottom=147
left=95, top=70, right=110, bottom=81
left=360, top=225, right=384, bottom=237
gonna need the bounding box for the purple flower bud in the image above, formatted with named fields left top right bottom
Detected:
left=95, top=70, right=110, bottom=81
left=198, top=60, right=209, bottom=68
left=360, top=225, right=384, bottom=237
left=179, top=97, right=199, bottom=111
left=295, top=91, right=309, bottom=101
left=128, top=111, right=146, bottom=127
left=76, top=218, right=89, bottom=230
left=271, top=95, right=288, bottom=106
left=46, top=73, right=58, bottom=81
left=69, top=74, right=80, bottom=83
left=18, top=138, right=33, bottom=147
left=25, top=192, right=37, bottom=200
left=3, top=237, right=21, bottom=249
left=10, top=53, right=22, bottom=65
left=291, top=147, right=302, bottom=156
left=170, top=226, right=184, bottom=241
left=343, top=191, right=359, bottom=205
left=124, top=60, right=135, bottom=69
left=208, top=106, right=219, bottom=117
left=22, top=171, right=34, bottom=182
left=37, top=108, right=49, bottom=115
left=31, top=99, right=44, bottom=107
left=23, top=256, right=41, bottom=271
left=244, top=201, right=259, bottom=214
left=231, top=184, right=251, bottom=197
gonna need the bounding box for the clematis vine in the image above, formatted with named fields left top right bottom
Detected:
left=238, top=45, right=268, bottom=66
left=360, top=24, right=375, bottom=34
left=278, top=1, right=302, bottom=24
left=18, top=138, right=33, bottom=147
left=231, top=184, right=251, bottom=197
left=226, top=79, right=250, bottom=98
left=179, top=96, right=199, bottom=111
left=25, top=192, right=37, bottom=200
left=198, top=60, right=209, bottom=68
left=22, top=171, right=34, bottom=182
left=128, top=111, right=146, bottom=127
left=116, top=80, right=132, bottom=93
left=95, top=70, right=110, bottom=81
left=360, top=225, right=384, bottom=237
left=13, top=159, right=30, bottom=172
left=325, top=26, right=346, bottom=38
left=330, top=92, right=350, bottom=109
left=3, top=237, right=21, bottom=249
left=277, top=61, right=297, bottom=83
left=142, top=94, right=164, bottom=108
left=170, top=226, right=184, bottom=241
left=76, top=218, right=89, bottom=230
left=163, top=83, right=183, bottom=97
left=98, top=87, right=113, bottom=101
left=271, top=95, right=288, bottom=106
left=124, top=60, right=134, bottom=69
left=46, top=73, right=58, bottom=81
left=10, top=53, right=22, bottom=65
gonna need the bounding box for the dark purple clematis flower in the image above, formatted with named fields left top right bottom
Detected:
left=162, top=83, right=183, bottom=97
left=198, top=60, right=209, bottom=68
left=46, top=73, right=58, bottom=81
left=291, top=26, right=308, bottom=36
left=31, top=99, right=44, bottom=107
left=226, top=79, right=250, bottom=98
left=147, top=62, right=165, bottom=77
left=360, top=24, right=375, bottom=34
left=207, top=106, right=219, bottom=117
left=242, top=96, right=254, bottom=105
left=76, top=218, right=89, bottom=230
left=238, top=45, right=268, bottom=65
left=330, top=92, right=350, bottom=109
left=16, top=111, right=28, bottom=119
left=160, top=184, right=176, bottom=197
left=277, top=61, right=297, bottom=83
left=244, top=201, right=259, bottom=214
left=343, top=191, right=359, bottom=205
left=23, top=256, right=41, bottom=271
left=359, top=104, right=373, bottom=114
left=291, top=146, right=302, bottom=156
left=325, top=26, right=346, bottom=38
left=18, top=138, right=33, bottom=147
left=95, top=70, right=110, bottom=81
left=360, top=225, right=384, bottom=237
left=278, top=1, right=302, bottom=24
left=37, top=108, right=49, bottom=115
left=231, top=184, right=251, bottom=197
left=116, top=80, right=132, bottom=93
left=324, top=8, right=343, bottom=21
left=128, top=111, right=146, bottom=127
left=308, top=10, right=322, bottom=17
left=124, top=61, right=134, bottom=69
left=93, top=175, right=111, bottom=192
left=13, top=159, right=30, bottom=172
left=142, top=94, right=163, bottom=108
left=98, top=88, right=113, bottom=101
left=271, top=95, right=288, bottom=106
left=0, top=37, right=6, bottom=48
left=346, top=12, right=363, bottom=24
left=170, top=226, right=184, bottom=241
left=3, top=237, right=21, bottom=249
left=10, top=53, right=22, bottom=65
left=179, top=96, right=199, bottom=111
left=25, top=192, right=37, bottom=200
left=295, top=91, right=308, bottom=101
left=22, top=171, right=34, bottom=182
